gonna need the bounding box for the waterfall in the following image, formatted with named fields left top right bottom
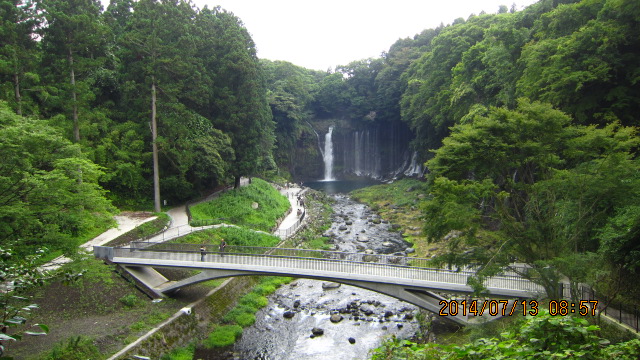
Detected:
left=404, top=151, right=422, bottom=176
left=323, top=126, right=335, bottom=181
left=354, top=131, right=361, bottom=176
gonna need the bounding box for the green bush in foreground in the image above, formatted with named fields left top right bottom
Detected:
left=371, top=311, right=640, bottom=360
left=161, top=344, right=195, bottom=360
left=203, top=325, right=243, bottom=348
left=119, top=293, right=143, bottom=308
left=41, top=336, right=101, bottom=360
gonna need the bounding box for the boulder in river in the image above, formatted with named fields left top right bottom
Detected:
left=283, top=311, right=296, bottom=319
left=330, top=314, right=343, bottom=323
left=322, top=282, right=341, bottom=289
left=348, top=337, right=356, bottom=344
left=311, top=327, right=324, bottom=336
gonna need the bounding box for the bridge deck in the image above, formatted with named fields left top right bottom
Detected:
left=97, top=245, right=545, bottom=299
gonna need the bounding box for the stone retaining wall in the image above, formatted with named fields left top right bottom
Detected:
left=112, top=276, right=260, bottom=359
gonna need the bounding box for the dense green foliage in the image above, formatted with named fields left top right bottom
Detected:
left=401, top=0, right=640, bottom=153
left=371, top=312, right=640, bottom=359
left=0, top=102, right=115, bottom=257
left=0, top=0, right=273, bottom=208
left=422, top=99, right=639, bottom=299
left=189, top=178, right=290, bottom=231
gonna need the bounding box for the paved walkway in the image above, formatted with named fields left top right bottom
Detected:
left=275, top=185, right=307, bottom=237
left=39, top=213, right=158, bottom=272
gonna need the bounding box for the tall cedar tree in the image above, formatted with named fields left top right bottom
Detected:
left=39, top=0, right=107, bottom=143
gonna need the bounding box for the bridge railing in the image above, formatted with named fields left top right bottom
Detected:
left=136, top=244, right=422, bottom=265
left=124, top=244, right=535, bottom=276
left=111, top=245, right=545, bottom=294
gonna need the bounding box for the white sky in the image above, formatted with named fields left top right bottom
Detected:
left=192, top=0, right=541, bottom=71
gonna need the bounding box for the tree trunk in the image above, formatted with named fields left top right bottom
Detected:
left=68, top=49, right=79, bottom=142
left=234, top=176, right=241, bottom=189
left=13, top=73, right=21, bottom=116
left=151, top=79, right=161, bottom=212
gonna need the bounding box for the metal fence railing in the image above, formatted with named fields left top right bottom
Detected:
left=108, top=245, right=545, bottom=296
left=573, top=284, right=639, bottom=333
left=133, top=224, right=223, bottom=245
left=274, top=209, right=305, bottom=238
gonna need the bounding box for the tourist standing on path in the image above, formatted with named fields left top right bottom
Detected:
left=219, top=238, right=227, bottom=257
left=200, top=245, right=206, bottom=261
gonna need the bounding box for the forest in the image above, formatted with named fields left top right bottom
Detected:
left=1, top=0, right=639, bottom=355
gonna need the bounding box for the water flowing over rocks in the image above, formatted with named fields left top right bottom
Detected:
left=325, top=194, right=411, bottom=255
left=233, top=194, right=420, bottom=360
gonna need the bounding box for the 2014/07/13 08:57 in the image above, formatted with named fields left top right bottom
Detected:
left=438, top=299, right=599, bottom=317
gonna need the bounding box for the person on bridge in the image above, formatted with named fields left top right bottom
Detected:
left=200, top=245, right=206, bottom=261
left=219, top=238, right=227, bottom=257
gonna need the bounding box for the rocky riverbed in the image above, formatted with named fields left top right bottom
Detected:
left=231, top=194, right=420, bottom=360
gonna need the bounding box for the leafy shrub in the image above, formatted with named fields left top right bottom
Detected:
left=235, top=312, right=256, bottom=327
left=161, top=344, right=195, bottom=360
left=119, top=293, right=142, bottom=308
left=129, top=320, right=149, bottom=332
left=253, top=283, right=276, bottom=295
left=222, top=304, right=257, bottom=324
left=239, top=292, right=268, bottom=309
left=371, top=311, right=640, bottom=360
left=203, top=325, right=243, bottom=348
left=43, top=336, right=101, bottom=360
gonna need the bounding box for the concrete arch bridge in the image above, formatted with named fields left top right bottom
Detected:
left=94, top=244, right=545, bottom=325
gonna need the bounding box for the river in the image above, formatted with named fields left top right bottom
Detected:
left=231, top=190, right=420, bottom=360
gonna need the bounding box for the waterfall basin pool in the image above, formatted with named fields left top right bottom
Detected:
left=304, top=179, right=382, bottom=194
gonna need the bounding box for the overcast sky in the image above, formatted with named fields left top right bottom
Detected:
left=189, top=0, right=541, bottom=71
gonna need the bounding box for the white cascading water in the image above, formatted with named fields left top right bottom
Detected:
left=323, top=126, right=335, bottom=181
left=354, top=131, right=361, bottom=176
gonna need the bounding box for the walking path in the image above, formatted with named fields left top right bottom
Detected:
left=39, top=212, right=158, bottom=272
left=275, top=184, right=307, bottom=238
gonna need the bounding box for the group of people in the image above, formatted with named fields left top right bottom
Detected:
left=200, top=238, right=226, bottom=261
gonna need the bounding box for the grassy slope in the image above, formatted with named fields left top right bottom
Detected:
left=189, top=178, right=290, bottom=231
